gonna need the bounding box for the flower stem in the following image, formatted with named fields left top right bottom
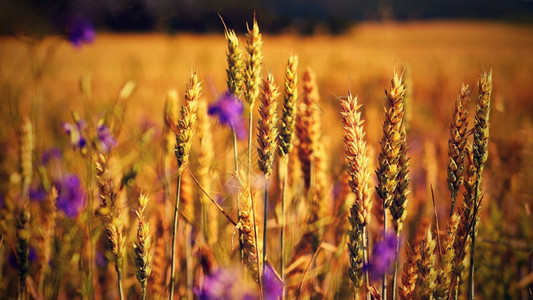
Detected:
left=280, top=156, right=288, bottom=300
left=363, top=227, right=371, bottom=300
left=141, top=282, right=147, bottom=300
left=467, top=179, right=481, bottom=300
left=391, top=231, right=400, bottom=300
left=262, top=178, right=269, bottom=299
left=169, top=173, right=182, bottom=300
left=232, top=130, right=245, bottom=265
left=186, top=224, right=194, bottom=300
left=382, top=202, right=387, bottom=300
left=116, top=264, right=124, bottom=300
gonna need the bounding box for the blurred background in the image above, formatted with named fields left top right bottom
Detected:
left=2, top=0, right=533, bottom=35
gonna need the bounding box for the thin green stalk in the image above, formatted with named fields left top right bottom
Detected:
left=18, top=283, right=25, bottom=300
left=382, top=203, right=388, bottom=300
left=280, top=156, right=288, bottom=299
left=232, top=130, right=245, bottom=265
left=391, top=231, right=401, bottom=300
left=141, top=282, right=147, bottom=300
left=363, top=228, right=370, bottom=300
left=169, top=173, right=182, bottom=300
left=186, top=224, right=194, bottom=300
left=467, top=179, right=481, bottom=300
left=262, top=178, right=269, bottom=299
left=233, top=130, right=239, bottom=174
left=116, top=265, right=124, bottom=300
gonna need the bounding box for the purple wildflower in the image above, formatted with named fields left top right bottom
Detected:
left=95, top=124, right=117, bottom=153
left=365, top=232, right=398, bottom=281
left=29, top=186, right=47, bottom=202
left=208, top=92, right=246, bottom=139
left=194, top=267, right=258, bottom=300
left=62, top=120, right=87, bottom=149
left=66, top=17, right=95, bottom=48
left=263, top=262, right=284, bottom=300
left=95, top=251, right=108, bottom=268
left=41, top=147, right=62, bottom=165
left=55, top=174, right=86, bottom=218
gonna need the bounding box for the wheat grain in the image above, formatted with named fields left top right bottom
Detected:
left=296, top=67, right=321, bottom=189
left=257, top=73, right=279, bottom=177
left=225, top=29, right=244, bottom=99
left=414, top=225, right=437, bottom=299
left=244, top=18, right=263, bottom=107
left=175, top=72, right=201, bottom=174
left=279, top=54, right=299, bottom=157
left=134, top=193, right=152, bottom=300
left=434, top=213, right=459, bottom=299
left=447, top=84, right=471, bottom=214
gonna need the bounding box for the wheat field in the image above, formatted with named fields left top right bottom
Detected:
left=0, top=21, right=532, bottom=299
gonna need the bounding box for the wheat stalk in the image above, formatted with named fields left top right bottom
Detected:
left=467, top=70, right=492, bottom=300
left=341, top=93, right=373, bottom=298
left=278, top=54, right=298, bottom=292
left=170, top=72, right=201, bottom=300
left=377, top=71, right=406, bottom=299
left=257, top=73, right=279, bottom=295
left=95, top=153, right=125, bottom=300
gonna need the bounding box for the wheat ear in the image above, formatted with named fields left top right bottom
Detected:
left=413, top=225, right=437, bottom=299
left=225, top=28, right=244, bottom=99
left=296, top=67, right=320, bottom=189
left=134, top=193, right=152, bottom=300
left=257, top=73, right=279, bottom=294
left=20, top=119, right=33, bottom=200
left=15, top=207, right=30, bottom=298
left=170, top=72, right=201, bottom=300
left=238, top=172, right=260, bottom=282
left=448, top=83, right=471, bottom=216
left=434, top=213, right=460, bottom=299
left=341, top=93, right=373, bottom=298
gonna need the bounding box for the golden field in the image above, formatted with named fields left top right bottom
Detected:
left=0, top=21, right=532, bottom=299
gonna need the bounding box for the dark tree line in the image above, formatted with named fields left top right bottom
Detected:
left=1, top=0, right=533, bottom=36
